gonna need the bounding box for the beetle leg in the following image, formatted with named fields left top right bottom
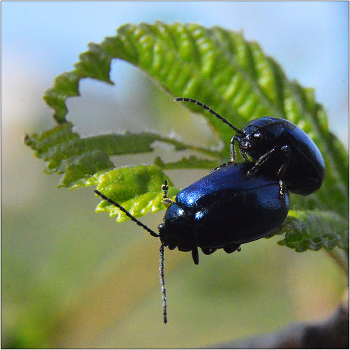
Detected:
left=223, top=243, right=241, bottom=253
left=247, top=146, right=279, bottom=177
left=161, top=180, right=175, bottom=206
left=232, top=135, right=249, bottom=162
left=276, top=145, right=291, bottom=179
left=230, top=135, right=237, bottom=162
left=210, top=135, right=240, bottom=172
left=201, top=248, right=217, bottom=255
left=279, top=180, right=287, bottom=198
left=191, top=248, right=199, bottom=265
left=248, top=145, right=291, bottom=180
left=211, top=162, right=231, bottom=172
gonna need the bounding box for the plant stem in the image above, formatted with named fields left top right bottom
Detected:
left=326, top=248, right=349, bottom=277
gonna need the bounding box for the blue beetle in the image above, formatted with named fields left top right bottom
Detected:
left=158, top=162, right=289, bottom=265
left=95, top=162, right=289, bottom=322
left=174, top=98, right=326, bottom=196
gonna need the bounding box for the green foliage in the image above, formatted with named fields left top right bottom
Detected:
left=24, top=22, right=348, bottom=257
left=273, top=210, right=348, bottom=252
left=94, top=165, right=179, bottom=222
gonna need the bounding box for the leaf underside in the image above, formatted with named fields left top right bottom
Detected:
left=24, top=21, right=348, bottom=253
left=271, top=210, right=348, bottom=253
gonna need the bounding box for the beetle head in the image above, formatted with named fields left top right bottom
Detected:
left=239, top=130, right=264, bottom=151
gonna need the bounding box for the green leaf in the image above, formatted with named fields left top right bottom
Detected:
left=25, top=22, right=348, bottom=255
left=273, top=210, right=348, bottom=252
left=57, top=150, right=114, bottom=188
left=94, top=165, right=178, bottom=222
left=25, top=127, right=207, bottom=188
left=154, top=155, right=221, bottom=170
left=24, top=122, right=79, bottom=156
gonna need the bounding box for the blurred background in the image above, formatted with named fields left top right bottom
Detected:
left=2, top=2, right=348, bottom=348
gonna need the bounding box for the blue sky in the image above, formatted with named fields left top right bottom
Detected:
left=2, top=1, right=349, bottom=144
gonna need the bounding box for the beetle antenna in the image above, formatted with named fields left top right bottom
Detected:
left=95, top=190, right=169, bottom=323
left=159, top=244, right=167, bottom=323
left=174, top=97, right=244, bottom=134
left=94, top=190, right=159, bottom=238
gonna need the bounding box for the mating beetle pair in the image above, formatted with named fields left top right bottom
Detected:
left=95, top=97, right=325, bottom=323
